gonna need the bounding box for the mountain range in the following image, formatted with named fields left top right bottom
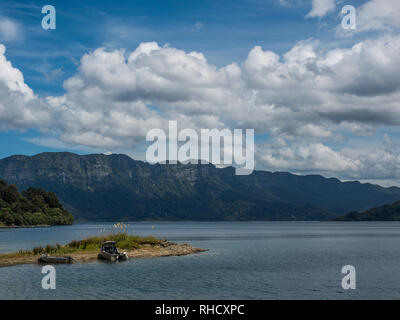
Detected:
left=0, top=152, right=399, bottom=221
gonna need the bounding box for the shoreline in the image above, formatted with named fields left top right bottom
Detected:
left=0, top=243, right=208, bottom=268
left=0, top=224, right=51, bottom=229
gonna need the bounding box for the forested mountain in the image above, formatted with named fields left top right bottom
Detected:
left=0, top=152, right=399, bottom=221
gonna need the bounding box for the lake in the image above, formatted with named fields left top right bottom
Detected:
left=1, top=221, right=400, bottom=299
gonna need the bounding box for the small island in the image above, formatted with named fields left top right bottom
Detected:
left=0, top=180, right=73, bottom=227
left=0, top=233, right=207, bottom=267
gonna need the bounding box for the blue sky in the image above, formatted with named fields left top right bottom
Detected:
left=1, top=0, right=366, bottom=96
left=0, top=0, right=400, bottom=186
left=1, top=0, right=324, bottom=156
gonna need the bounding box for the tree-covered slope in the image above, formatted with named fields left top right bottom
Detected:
left=0, top=152, right=399, bottom=221
left=0, top=180, right=73, bottom=226
left=336, top=201, right=400, bottom=221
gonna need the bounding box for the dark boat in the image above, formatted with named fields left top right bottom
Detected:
left=38, top=254, right=74, bottom=264
left=97, top=241, right=128, bottom=262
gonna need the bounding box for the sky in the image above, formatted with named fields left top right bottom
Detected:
left=0, top=0, right=400, bottom=186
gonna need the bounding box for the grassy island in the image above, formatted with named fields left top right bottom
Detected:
left=0, top=233, right=207, bottom=267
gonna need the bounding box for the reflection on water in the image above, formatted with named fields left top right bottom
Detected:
left=1, top=221, right=400, bottom=299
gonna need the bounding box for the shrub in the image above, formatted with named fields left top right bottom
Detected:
left=33, top=246, right=45, bottom=255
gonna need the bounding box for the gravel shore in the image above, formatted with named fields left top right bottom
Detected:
left=0, top=243, right=208, bottom=267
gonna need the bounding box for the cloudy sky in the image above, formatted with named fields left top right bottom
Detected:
left=0, top=0, right=400, bottom=186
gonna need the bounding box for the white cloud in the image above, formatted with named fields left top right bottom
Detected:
left=306, top=0, right=335, bottom=18
left=357, top=0, right=400, bottom=32
left=258, top=136, right=400, bottom=182
left=259, top=139, right=360, bottom=173
left=0, top=44, right=51, bottom=130
left=2, top=36, right=400, bottom=140
left=336, top=0, right=400, bottom=35
left=0, top=17, right=21, bottom=42
left=0, top=31, right=400, bottom=181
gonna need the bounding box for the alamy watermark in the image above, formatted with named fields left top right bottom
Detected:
left=41, top=5, right=56, bottom=30
left=41, top=265, right=56, bottom=290
left=341, top=265, right=356, bottom=290
left=341, top=5, right=356, bottom=30
left=146, top=121, right=254, bottom=175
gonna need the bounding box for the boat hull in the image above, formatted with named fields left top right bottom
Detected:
left=98, top=251, right=118, bottom=261
left=97, top=251, right=128, bottom=262
left=118, top=252, right=128, bottom=261
left=38, top=254, right=74, bottom=264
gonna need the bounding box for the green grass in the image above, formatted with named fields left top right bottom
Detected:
left=65, top=233, right=163, bottom=251
left=14, top=233, right=164, bottom=256
left=0, top=233, right=171, bottom=267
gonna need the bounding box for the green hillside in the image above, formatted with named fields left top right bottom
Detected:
left=336, top=201, right=400, bottom=221
left=0, top=180, right=73, bottom=226
left=1, top=152, right=400, bottom=221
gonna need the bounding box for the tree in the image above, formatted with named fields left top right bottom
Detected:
left=0, top=180, right=73, bottom=226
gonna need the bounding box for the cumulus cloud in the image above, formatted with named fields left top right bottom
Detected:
left=258, top=136, right=400, bottom=183
left=336, top=0, right=400, bottom=34
left=357, top=0, right=400, bottom=32
left=0, top=31, right=400, bottom=181
left=0, top=17, right=20, bottom=42
left=0, top=44, right=51, bottom=130
left=258, top=138, right=360, bottom=174
left=306, top=0, right=335, bottom=18
left=2, top=36, right=400, bottom=140
left=241, top=35, right=400, bottom=140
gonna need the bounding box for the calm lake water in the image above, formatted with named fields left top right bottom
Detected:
left=1, top=221, right=400, bottom=299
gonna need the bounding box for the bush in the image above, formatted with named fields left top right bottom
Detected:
left=33, top=246, right=45, bottom=255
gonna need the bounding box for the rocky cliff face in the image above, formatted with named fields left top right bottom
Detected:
left=1, top=153, right=134, bottom=189
left=1, top=152, right=400, bottom=221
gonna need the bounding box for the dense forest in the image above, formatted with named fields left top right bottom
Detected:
left=0, top=180, right=73, bottom=226
left=335, top=200, right=400, bottom=221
